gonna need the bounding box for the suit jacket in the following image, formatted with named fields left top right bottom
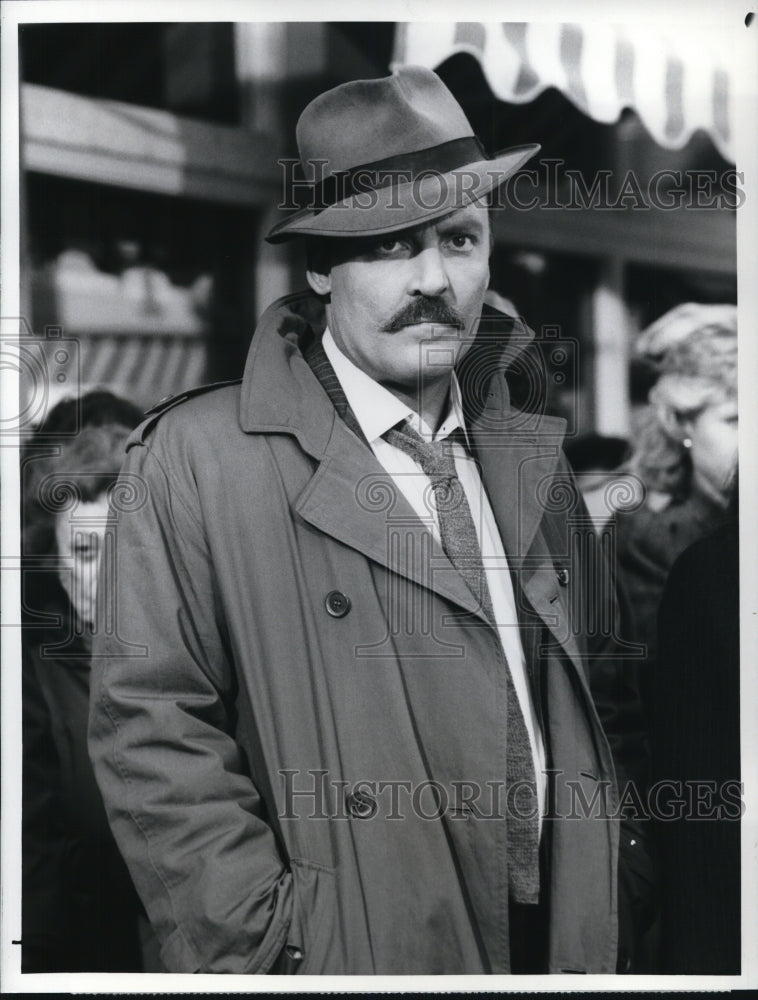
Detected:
left=89, top=291, right=623, bottom=974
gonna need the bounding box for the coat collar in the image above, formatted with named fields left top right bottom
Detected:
left=239, top=291, right=336, bottom=455
left=239, top=290, right=558, bottom=439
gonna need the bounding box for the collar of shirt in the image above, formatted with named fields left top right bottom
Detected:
left=321, top=327, right=471, bottom=449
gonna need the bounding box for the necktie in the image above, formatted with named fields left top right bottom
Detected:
left=384, top=418, right=540, bottom=904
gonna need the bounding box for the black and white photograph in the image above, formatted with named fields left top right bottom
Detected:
left=1, top=0, right=756, bottom=991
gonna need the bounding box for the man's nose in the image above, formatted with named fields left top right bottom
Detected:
left=408, top=247, right=450, bottom=298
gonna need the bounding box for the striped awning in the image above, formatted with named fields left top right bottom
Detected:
left=18, top=330, right=209, bottom=426
left=392, top=22, right=735, bottom=162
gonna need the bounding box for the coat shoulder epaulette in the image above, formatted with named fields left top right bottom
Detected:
left=129, top=379, right=242, bottom=447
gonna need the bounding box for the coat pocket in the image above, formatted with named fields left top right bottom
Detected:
left=273, top=858, right=337, bottom=975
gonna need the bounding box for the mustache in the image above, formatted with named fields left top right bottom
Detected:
left=382, top=297, right=464, bottom=333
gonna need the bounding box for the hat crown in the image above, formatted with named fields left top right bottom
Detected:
left=296, top=66, right=475, bottom=182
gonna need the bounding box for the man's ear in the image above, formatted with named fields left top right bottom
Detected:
left=306, top=269, right=332, bottom=296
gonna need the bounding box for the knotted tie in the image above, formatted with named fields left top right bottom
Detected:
left=384, top=418, right=540, bottom=904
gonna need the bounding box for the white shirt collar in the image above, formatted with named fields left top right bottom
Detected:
left=321, top=327, right=469, bottom=447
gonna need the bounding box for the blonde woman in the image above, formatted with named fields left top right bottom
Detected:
left=615, top=303, right=737, bottom=687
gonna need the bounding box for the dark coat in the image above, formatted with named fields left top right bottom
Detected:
left=22, top=573, right=143, bottom=972
left=653, top=523, right=741, bottom=973
left=89, top=292, right=622, bottom=974
left=615, top=489, right=726, bottom=683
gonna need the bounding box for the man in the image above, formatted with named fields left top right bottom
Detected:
left=89, top=67, right=632, bottom=974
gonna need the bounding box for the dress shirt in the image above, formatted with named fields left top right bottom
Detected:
left=322, top=328, right=547, bottom=817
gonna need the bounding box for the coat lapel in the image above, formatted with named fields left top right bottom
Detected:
left=469, top=372, right=586, bottom=675
left=294, top=414, right=486, bottom=620
left=468, top=352, right=567, bottom=569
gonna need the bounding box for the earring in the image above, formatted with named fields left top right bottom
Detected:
left=682, top=437, right=692, bottom=449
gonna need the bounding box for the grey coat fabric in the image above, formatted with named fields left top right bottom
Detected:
left=89, top=292, right=620, bottom=974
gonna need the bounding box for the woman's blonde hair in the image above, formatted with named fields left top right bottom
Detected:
left=629, top=303, right=737, bottom=497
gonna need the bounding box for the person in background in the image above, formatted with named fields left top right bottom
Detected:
left=614, top=303, right=737, bottom=704
left=652, top=475, right=740, bottom=974
left=21, top=391, right=147, bottom=972
left=27, top=388, right=147, bottom=440
left=601, top=303, right=737, bottom=972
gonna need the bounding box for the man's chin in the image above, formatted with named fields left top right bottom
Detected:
left=395, top=339, right=466, bottom=380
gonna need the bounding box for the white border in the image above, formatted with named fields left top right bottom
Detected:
left=2, top=0, right=756, bottom=993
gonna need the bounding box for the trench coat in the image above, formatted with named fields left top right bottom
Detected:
left=89, top=292, right=621, bottom=975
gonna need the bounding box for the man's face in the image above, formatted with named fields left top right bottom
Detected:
left=307, top=200, right=490, bottom=393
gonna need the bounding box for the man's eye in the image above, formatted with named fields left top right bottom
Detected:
left=375, top=239, right=405, bottom=255
left=446, top=234, right=474, bottom=251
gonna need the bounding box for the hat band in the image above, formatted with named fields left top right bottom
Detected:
left=307, top=135, right=487, bottom=212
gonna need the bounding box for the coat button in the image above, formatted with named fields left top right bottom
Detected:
left=325, top=590, right=351, bottom=617
left=556, top=567, right=570, bottom=586
left=346, top=788, right=376, bottom=819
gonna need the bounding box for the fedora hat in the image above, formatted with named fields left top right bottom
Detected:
left=265, top=66, right=540, bottom=243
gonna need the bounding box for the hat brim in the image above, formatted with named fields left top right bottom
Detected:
left=265, top=143, right=540, bottom=244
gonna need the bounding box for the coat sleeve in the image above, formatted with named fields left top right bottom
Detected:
left=551, top=455, right=650, bottom=792
left=88, top=436, right=293, bottom=973
left=556, top=455, right=656, bottom=971
left=588, top=563, right=657, bottom=973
